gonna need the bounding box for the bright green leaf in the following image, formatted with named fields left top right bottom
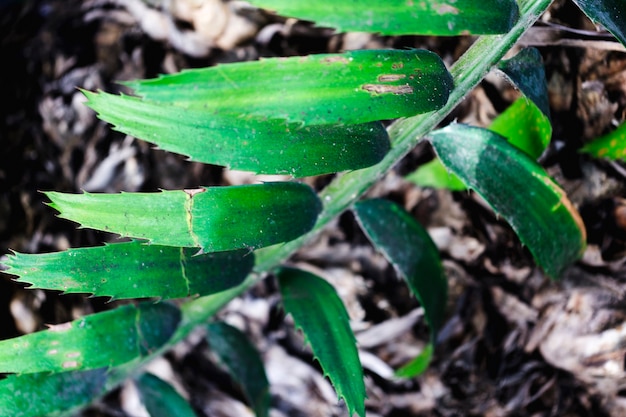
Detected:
left=0, top=302, right=180, bottom=374
left=405, top=157, right=467, bottom=191
left=125, top=49, right=453, bottom=124
left=136, top=373, right=197, bottom=417
left=353, top=199, right=447, bottom=339
left=0, top=369, right=108, bottom=417
left=395, top=343, right=433, bottom=378
left=489, top=96, right=552, bottom=159
left=277, top=267, right=365, bottom=417
left=206, top=322, right=270, bottom=417
left=45, top=182, right=321, bottom=253
left=428, top=124, right=586, bottom=277
left=497, top=48, right=551, bottom=120
left=573, top=0, right=626, bottom=47
left=247, top=0, right=519, bottom=36
left=580, top=121, right=626, bottom=161
left=2, top=241, right=253, bottom=300
left=84, top=91, right=389, bottom=178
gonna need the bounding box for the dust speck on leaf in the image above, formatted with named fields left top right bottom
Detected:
left=362, top=84, right=414, bottom=95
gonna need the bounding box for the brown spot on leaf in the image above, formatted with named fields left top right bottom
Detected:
left=362, top=84, right=414, bottom=95
left=321, top=56, right=349, bottom=64
left=377, top=74, right=407, bottom=82
left=184, top=188, right=205, bottom=197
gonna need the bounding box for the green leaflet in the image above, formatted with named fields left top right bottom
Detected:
left=124, top=49, right=453, bottom=124
left=405, top=158, right=466, bottom=191
left=0, top=302, right=180, bottom=374
left=46, top=182, right=321, bottom=253
left=2, top=241, right=253, bottom=300
left=206, top=322, right=270, bottom=417
left=277, top=267, right=365, bottom=417
left=136, top=373, right=197, bottom=417
left=247, top=0, right=519, bottom=36
left=0, top=369, right=108, bottom=417
left=428, top=124, right=586, bottom=277
left=490, top=97, right=551, bottom=159
left=84, top=91, right=389, bottom=177
left=395, top=343, right=434, bottom=378
left=580, top=121, right=626, bottom=161
left=573, top=0, right=626, bottom=47
left=353, top=199, right=447, bottom=342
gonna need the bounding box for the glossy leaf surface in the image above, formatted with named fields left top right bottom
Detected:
left=85, top=91, right=389, bottom=177
left=0, top=302, right=180, bottom=374
left=247, top=0, right=519, bottom=36
left=573, top=0, right=626, bottom=46
left=137, top=373, right=197, bottom=417
left=206, top=322, right=270, bottom=417
left=278, top=267, right=365, bottom=417
left=125, top=49, right=453, bottom=124
left=3, top=241, right=253, bottom=300
left=46, top=183, right=321, bottom=253
left=353, top=199, right=447, bottom=338
left=580, top=121, right=626, bottom=161
left=429, top=124, right=586, bottom=277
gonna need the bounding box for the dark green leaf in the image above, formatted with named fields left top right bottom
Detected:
left=0, top=302, right=180, bottom=373
left=2, top=241, right=253, bottom=300
left=277, top=267, right=365, bottom=417
left=573, top=0, right=626, bottom=47
left=405, top=158, right=467, bottom=191
left=46, top=182, right=321, bottom=253
left=206, top=322, right=270, bottom=417
left=353, top=199, right=447, bottom=338
left=428, top=124, right=586, bottom=277
left=85, top=91, right=389, bottom=177
left=580, top=121, right=626, bottom=161
left=247, top=0, right=519, bottom=35
left=125, top=49, right=453, bottom=124
left=137, top=373, right=197, bottom=417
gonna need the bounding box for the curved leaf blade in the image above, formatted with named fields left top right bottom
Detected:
left=84, top=91, right=389, bottom=177
left=0, top=302, right=180, bottom=374
left=206, top=322, right=270, bottom=417
left=277, top=267, right=365, bottom=417
left=573, top=0, right=626, bottom=47
left=125, top=49, right=453, bottom=124
left=247, top=0, right=519, bottom=36
left=406, top=157, right=467, bottom=191
left=2, top=241, right=253, bottom=300
left=136, top=373, right=197, bottom=417
left=353, top=199, right=447, bottom=339
left=45, top=182, right=321, bottom=253
left=580, top=121, right=626, bottom=161
left=428, top=124, right=586, bottom=277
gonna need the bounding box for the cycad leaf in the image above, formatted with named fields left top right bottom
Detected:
left=125, top=49, right=453, bottom=124
left=406, top=158, right=466, bottom=191
left=395, top=343, right=434, bottom=378
left=573, top=0, right=626, bottom=47
left=2, top=241, right=253, bottom=300
left=428, top=124, right=586, bottom=277
left=497, top=48, right=550, bottom=120
left=206, top=322, right=270, bottom=417
left=580, top=121, right=626, bottom=161
left=0, top=302, right=180, bottom=374
left=489, top=96, right=552, bottom=159
left=277, top=267, right=365, bottom=417
left=0, top=368, right=108, bottom=417
left=84, top=91, right=389, bottom=177
left=136, top=373, right=197, bottom=417
left=45, top=182, right=321, bottom=253
left=247, top=0, right=519, bottom=36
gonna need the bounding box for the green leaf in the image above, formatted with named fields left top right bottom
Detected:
left=0, top=369, right=108, bottom=417
left=489, top=96, right=552, bottom=159
left=353, top=199, right=447, bottom=339
left=580, top=121, right=626, bottom=161
left=247, top=0, right=519, bottom=36
left=394, top=343, right=433, bottom=379
left=0, top=302, right=180, bottom=374
left=405, top=158, right=467, bottom=191
left=428, top=124, right=586, bottom=277
left=497, top=48, right=551, bottom=120
left=125, top=49, right=453, bottom=124
left=277, top=267, right=365, bottom=417
left=573, top=0, right=626, bottom=47
left=206, top=322, right=270, bottom=417
left=45, top=182, right=321, bottom=253
left=136, top=373, right=197, bottom=417
left=2, top=241, right=253, bottom=300
left=85, top=91, right=389, bottom=177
